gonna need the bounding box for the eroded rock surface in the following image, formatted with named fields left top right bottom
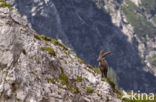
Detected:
left=0, top=7, right=121, bottom=102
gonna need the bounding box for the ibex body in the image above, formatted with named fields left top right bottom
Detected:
left=97, top=50, right=112, bottom=78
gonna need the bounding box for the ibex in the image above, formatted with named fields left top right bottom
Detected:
left=97, top=50, right=112, bottom=78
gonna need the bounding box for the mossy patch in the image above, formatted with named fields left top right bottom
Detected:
left=71, top=86, right=80, bottom=94
left=0, top=0, right=10, bottom=8
left=40, top=35, right=51, bottom=41
left=47, top=78, right=56, bottom=84
left=34, top=34, right=52, bottom=41
left=59, top=73, right=70, bottom=88
left=78, top=58, right=84, bottom=64
left=34, top=34, right=41, bottom=40
left=41, top=47, right=55, bottom=56
left=76, top=76, right=82, bottom=82
left=86, top=87, right=94, bottom=93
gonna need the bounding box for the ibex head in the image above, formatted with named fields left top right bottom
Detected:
left=97, top=50, right=112, bottom=62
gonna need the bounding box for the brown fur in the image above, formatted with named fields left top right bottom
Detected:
left=97, top=50, right=112, bottom=78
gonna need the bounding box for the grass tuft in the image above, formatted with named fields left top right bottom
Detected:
left=76, top=76, right=82, bottom=82
left=0, top=0, right=10, bottom=8
left=34, top=34, right=41, bottom=40
left=51, top=39, right=68, bottom=50
left=71, top=86, right=80, bottom=94
left=86, top=87, right=94, bottom=93
left=59, top=73, right=70, bottom=88
left=41, top=47, right=55, bottom=56
left=47, top=78, right=55, bottom=84
left=78, top=58, right=84, bottom=64
left=40, top=35, right=51, bottom=41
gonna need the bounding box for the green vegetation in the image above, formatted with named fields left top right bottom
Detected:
left=22, top=49, right=26, bottom=55
left=41, top=47, right=55, bottom=56
left=40, top=35, right=51, bottom=41
left=87, top=65, right=101, bottom=74
left=71, top=86, right=80, bottom=94
left=121, top=0, right=156, bottom=40
left=0, top=0, right=10, bottom=8
left=51, top=39, right=68, bottom=50
left=78, top=58, right=84, bottom=64
left=86, top=87, right=94, bottom=93
left=34, top=34, right=51, bottom=41
left=76, top=76, right=82, bottom=82
left=47, top=78, right=56, bottom=84
left=34, top=34, right=68, bottom=50
left=59, top=73, right=70, bottom=88
left=58, top=68, right=81, bottom=93
left=34, top=34, right=41, bottom=40
left=148, top=55, right=156, bottom=67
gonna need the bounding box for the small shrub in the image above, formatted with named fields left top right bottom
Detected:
left=47, top=78, right=55, bottom=84
left=34, top=34, right=41, bottom=40
left=86, top=87, right=94, bottom=93
left=22, top=49, right=26, bottom=55
left=41, top=47, right=55, bottom=56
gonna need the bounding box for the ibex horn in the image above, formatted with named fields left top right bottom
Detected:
left=102, top=51, right=112, bottom=57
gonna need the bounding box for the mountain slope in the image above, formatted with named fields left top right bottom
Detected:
left=5, top=0, right=156, bottom=92
left=0, top=5, right=121, bottom=102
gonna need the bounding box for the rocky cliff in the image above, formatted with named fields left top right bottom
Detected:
left=0, top=4, right=122, bottom=102
left=5, top=0, right=156, bottom=93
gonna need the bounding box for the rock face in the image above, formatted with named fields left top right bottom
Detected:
left=0, top=7, right=121, bottom=102
left=5, top=0, right=156, bottom=93
left=130, top=0, right=141, bottom=6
